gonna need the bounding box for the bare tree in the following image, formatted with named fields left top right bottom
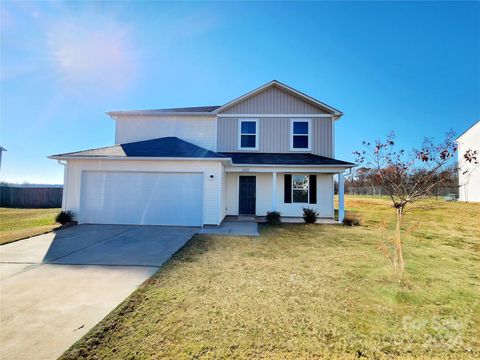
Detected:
left=353, top=131, right=470, bottom=278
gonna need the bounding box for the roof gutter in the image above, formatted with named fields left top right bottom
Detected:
left=48, top=155, right=232, bottom=162
left=106, top=111, right=216, bottom=117
left=48, top=155, right=355, bottom=168
left=226, top=163, right=355, bottom=168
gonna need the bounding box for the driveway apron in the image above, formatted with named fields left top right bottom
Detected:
left=0, top=225, right=196, bottom=360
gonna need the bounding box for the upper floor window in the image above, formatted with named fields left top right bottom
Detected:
left=238, top=119, right=258, bottom=150
left=290, top=119, right=311, bottom=151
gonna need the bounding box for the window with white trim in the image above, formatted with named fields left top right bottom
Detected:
left=291, top=119, right=310, bottom=150
left=239, top=119, right=258, bottom=149
left=292, top=175, right=309, bottom=203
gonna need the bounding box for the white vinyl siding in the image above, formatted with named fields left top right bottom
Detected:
left=114, top=115, right=217, bottom=151
left=63, top=159, right=224, bottom=225
left=277, top=173, right=333, bottom=217
left=225, top=172, right=334, bottom=217
left=219, top=163, right=227, bottom=221
left=457, top=121, right=480, bottom=202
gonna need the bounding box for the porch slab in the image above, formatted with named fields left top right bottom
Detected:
left=226, top=215, right=338, bottom=224
left=276, top=217, right=338, bottom=224
left=199, top=221, right=259, bottom=236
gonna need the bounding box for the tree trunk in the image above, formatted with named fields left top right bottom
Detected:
left=394, top=207, right=405, bottom=277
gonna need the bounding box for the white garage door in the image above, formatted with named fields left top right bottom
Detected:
left=80, top=171, right=203, bottom=226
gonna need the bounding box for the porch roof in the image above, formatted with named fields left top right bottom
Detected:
left=219, top=152, right=355, bottom=167
left=49, top=136, right=355, bottom=168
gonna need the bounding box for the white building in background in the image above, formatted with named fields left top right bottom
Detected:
left=457, top=121, right=480, bottom=202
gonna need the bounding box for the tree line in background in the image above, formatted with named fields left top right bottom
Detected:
left=345, top=163, right=459, bottom=197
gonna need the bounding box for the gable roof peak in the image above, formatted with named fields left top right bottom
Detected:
left=214, top=80, right=343, bottom=117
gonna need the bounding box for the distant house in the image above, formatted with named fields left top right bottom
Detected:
left=50, top=80, right=354, bottom=226
left=456, top=121, right=480, bottom=202
left=0, top=146, right=6, bottom=172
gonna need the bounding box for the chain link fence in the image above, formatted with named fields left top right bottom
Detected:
left=345, top=185, right=459, bottom=199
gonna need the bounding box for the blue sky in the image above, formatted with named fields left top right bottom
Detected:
left=1, top=1, right=479, bottom=184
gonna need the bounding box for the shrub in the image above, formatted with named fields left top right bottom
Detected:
left=55, top=210, right=74, bottom=225
left=342, top=214, right=362, bottom=226
left=302, top=207, right=318, bottom=224
left=265, top=211, right=281, bottom=225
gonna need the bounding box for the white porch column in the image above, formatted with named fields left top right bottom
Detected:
left=338, top=172, right=345, bottom=223
left=272, top=172, right=277, bottom=210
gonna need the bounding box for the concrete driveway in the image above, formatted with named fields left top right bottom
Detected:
left=0, top=224, right=197, bottom=360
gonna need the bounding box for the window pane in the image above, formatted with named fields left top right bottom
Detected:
left=293, top=122, right=308, bottom=134
left=292, top=175, right=308, bottom=202
left=241, top=121, right=256, bottom=134
left=241, top=134, right=256, bottom=148
left=292, top=175, right=308, bottom=189
left=293, top=135, right=309, bottom=148
left=293, top=189, right=308, bottom=203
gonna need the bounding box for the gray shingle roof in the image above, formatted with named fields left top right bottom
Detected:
left=51, top=137, right=354, bottom=167
left=107, top=80, right=344, bottom=118
left=52, top=137, right=225, bottom=159
left=219, top=152, right=355, bottom=166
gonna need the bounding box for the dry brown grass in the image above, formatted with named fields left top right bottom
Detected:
left=61, top=197, right=479, bottom=359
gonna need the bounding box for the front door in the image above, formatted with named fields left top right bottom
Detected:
left=239, top=176, right=256, bottom=215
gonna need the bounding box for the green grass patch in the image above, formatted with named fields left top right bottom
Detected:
left=61, top=197, right=480, bottom=359
left=0, top=207, right=60, bottom=245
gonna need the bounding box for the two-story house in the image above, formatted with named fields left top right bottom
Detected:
left=50, top=81, right=354, bottom=226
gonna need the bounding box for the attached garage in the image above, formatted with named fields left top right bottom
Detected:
left=79, top=171, right=203, bottom=226
left=50, top=137, right=229, bottom=226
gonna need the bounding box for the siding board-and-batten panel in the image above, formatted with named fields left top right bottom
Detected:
left=261, top=118, right=290, bottom=153
left=221, top=86, right=327, bottom=114
left=312, top=118, right=333, bottom=157
left=217, top=117, right=237, bottom=152
left=217, top=117, right=333, bottom=157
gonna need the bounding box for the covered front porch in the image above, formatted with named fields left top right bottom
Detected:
left=223, top=166, right=347, bottom=223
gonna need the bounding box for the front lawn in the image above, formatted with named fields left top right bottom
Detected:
left=61, top=197, right=479, bottom=359
left=0, top=208, right=60, bottom=245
